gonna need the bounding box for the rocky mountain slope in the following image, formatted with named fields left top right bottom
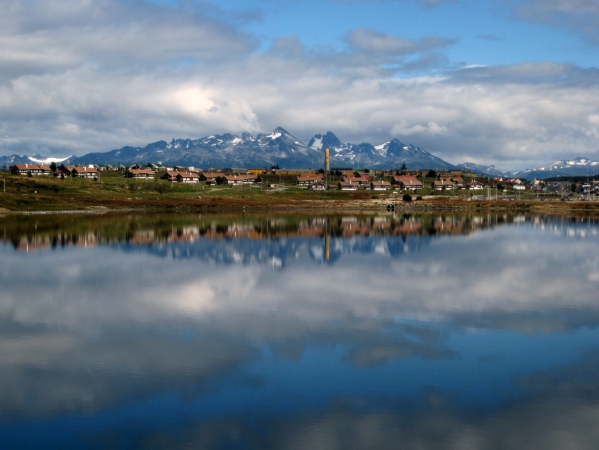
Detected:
left=2, top=128, right=599, bottom=179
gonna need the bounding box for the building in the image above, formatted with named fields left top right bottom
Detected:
left=466, top=181, right=485, bottom=190
left=338, top=181, right=359, bottom=191
left=342, top=175, right=369, bottom=186
left=161, top=171, right=179, bottom=182
left=450, top=177, right=465, bottom=189
left=126, top=169, right=155, bottom=179
left=71, top=167, right=98, bottom=178
left=370, top=181, right=392, bottom=190
left=393, top=175, right=423, bottom=190
left=296, top=174, right=323, bottom=186
left=432, top=179, right=454, bottom=191
left=308, top=181, right=327, bottom=191
left=176, top=172, right=200, bottom=183
left=220, top=174, right=258, bottom=186
left=199, top=172, right=225, bottom=184
left=10, top=164, right=50, bottom=175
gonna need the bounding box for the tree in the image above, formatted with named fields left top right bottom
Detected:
left=50, top=162, right=57, bottom=172
left=427, top=170, right=436, bottom=178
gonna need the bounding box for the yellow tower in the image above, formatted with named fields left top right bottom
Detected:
left=324, top=147, right=330, bottom=172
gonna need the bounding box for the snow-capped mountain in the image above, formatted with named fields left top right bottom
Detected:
left=68, top=127, right=322, bottom=169
left=456, top=162, right=513, bottom=178
left=515, top=157, right=599, bottom=180
left=9, top=128, right=453, bottom=170
left=307, top=131, right=455, bottom=169
left=3, top=128, right=599, bottom=178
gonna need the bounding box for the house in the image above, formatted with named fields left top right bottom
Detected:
left=248, top=168, right=268, bottom=175
left=71, top=167, right=98, bottom=178
left=342, top=175, right=369, bottom=186
left=126, top=169, right=155, bottom=179
left=220, top=174, right=258, bottom=186
left=393, top=175, right=423, bottom=190
left=432, top=179, right=454, bottom=191
left=370, top=181, right=392, bottom=190
left=199, top=172, right=224, bottom=184
left=450, top=177, right=465, bottom=189
left=338, top=181, right=359, bottom=190
left=296, top=174, right=323, bottom=186
left=466, top=181, right=485, bottom=190
left=161, top=171, right=179, bottom=182
left=308, top=181, right=327, bottom=191
left=176, top=172, right=200, bottom=183
left=173, top=166, right=190, bottom=172
left=59, top=165, right=76, bottom=177
left=10, top=164, right=49, bottom=175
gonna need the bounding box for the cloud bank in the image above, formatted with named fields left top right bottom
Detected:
left=0, top=0, right=598, bottom=170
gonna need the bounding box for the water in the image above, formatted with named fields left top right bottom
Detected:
left=1, top=212, right=599, bottom=449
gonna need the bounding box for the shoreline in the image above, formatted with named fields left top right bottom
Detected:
left=2, top=196, right=599, bottom=216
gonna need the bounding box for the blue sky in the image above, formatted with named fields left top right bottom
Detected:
left=1, top=0, right=599, bottom=170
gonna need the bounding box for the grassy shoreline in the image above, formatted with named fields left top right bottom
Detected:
left=1, top=171, right=598, bottom=216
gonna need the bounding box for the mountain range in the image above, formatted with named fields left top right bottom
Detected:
left=1, top=127, right=598, bottom=180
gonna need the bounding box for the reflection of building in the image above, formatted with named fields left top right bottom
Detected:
left=3, top=214, right=525, bottom=255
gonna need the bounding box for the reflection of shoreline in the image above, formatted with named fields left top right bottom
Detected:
left=2, top=214, right=598, bottom=253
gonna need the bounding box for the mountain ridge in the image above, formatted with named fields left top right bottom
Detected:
left=2, top=127, right=599, bottom=179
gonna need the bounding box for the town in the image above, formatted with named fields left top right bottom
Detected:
left=6, top=161, right=599, bottom=200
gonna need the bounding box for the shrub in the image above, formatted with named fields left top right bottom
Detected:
left=403, top=193, right=412, bottom=202
left=416, top=196, right=422, bottom=200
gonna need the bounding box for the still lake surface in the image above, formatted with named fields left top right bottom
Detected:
left=1, top=212, right=599, bottom=449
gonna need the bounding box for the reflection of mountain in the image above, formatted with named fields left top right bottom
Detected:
left=115, top=233, right=433, bottom=267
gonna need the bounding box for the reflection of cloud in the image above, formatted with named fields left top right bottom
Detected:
left=0, top=320, right=258, bottom=419
left=3, top=223, right=599, bottom=329
left=137, top=392, right=599, bottom=449
left=1, top=221, right=599, bottom=421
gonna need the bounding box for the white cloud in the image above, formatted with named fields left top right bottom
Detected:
left=344, top=29, right=455, bottom=55
left=513, top=0, right=599, bottom=43
left=1, top=1, right=599, bottom=170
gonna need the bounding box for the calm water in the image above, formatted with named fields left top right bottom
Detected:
left=1, top=212, right=599, bottom=449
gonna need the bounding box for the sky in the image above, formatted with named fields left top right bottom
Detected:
left=1, top=0, right=599, bottom=170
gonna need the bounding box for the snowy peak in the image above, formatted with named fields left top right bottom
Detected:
left=308, top=134, right=323, bottom=150
left=457, top=162, right=513, bottom=178
left=514, top=156, right=599, bottom=179
left=547, top=157, right=599, bottom=169
left=308, top=132, right=346, bottom=154
left=3, top=128, right=458, bottom=170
